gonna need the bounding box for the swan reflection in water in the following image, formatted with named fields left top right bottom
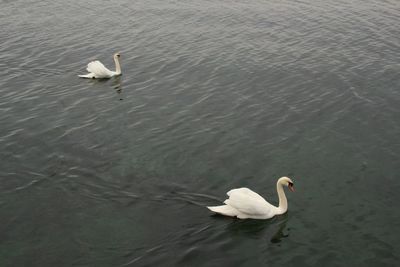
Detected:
left=112, top=76, right=123, bottom=100
left=87, top=75, right=123, bottom=100
left=223, top=213, right=290, bottom=243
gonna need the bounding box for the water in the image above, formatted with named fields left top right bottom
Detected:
left=1, top=0, right=399, bottom=266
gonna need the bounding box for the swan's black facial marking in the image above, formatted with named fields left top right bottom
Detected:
left=288, top=181, right=295, bottom=192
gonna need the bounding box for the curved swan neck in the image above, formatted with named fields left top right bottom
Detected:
left=114, top=57, right=121, bottom=75
left=276, top=180, right=288, bottom=214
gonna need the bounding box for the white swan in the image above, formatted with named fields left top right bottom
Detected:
left=78, top=53, right=122, bottom=79
left=207, top=177, right=295, bottom=219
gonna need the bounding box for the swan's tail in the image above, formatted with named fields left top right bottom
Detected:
left=207, top=205, right=238, bottom=217
left=78, top=73, right=95, bottom=78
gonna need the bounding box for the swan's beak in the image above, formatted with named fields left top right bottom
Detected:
left=288, top=183, right=295, bottom=192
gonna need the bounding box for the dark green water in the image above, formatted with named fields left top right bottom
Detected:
left=1, top=0, right=399, bottom=266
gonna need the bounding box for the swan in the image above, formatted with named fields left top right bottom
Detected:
left=78, top=53, right=122, bottom=79
left=207, top=176, right=295, bottom=219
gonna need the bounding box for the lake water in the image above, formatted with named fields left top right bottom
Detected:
left=1, top=0, right=399, bottom=266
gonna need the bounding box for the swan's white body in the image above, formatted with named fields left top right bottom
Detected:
left=207, top=177, right=294, bottom=220
left=79, top=53, right=121, bottom=79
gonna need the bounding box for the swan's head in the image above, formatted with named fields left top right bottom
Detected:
left=114, top=52, right=121, bottom=59
left=278, top=176, right=295, bottom=192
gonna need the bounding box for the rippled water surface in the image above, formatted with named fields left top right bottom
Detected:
left=1, top=0, right=400, bottom=266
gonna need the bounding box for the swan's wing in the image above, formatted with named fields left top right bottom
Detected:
left=227, top=187, right=267, bottom=201
left=225, top=188, right=275, bottom=216
left=86, top=60, right=112, bottom=77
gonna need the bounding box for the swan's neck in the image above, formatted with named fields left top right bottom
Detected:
left=276, top=181, right=288, bottom=214
left=114, top=57, right=121, bottom=75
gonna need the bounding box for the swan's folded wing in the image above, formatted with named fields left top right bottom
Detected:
left=225, top=188, right=275, bottom=216
left=227, top=188, right=264, bottom=199
left=87, top=60, right=112, bottom=77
